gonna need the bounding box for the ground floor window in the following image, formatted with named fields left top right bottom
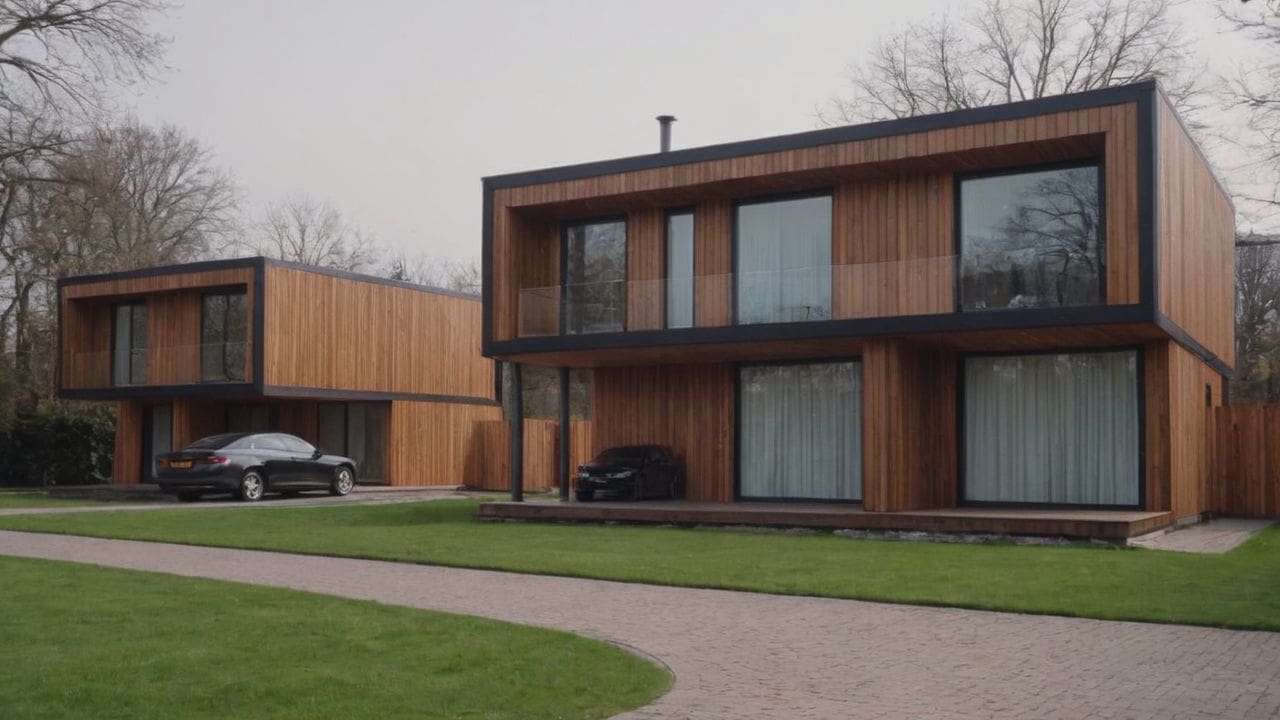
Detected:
left=963, top=350, right=1139, bottom=506
left=738, top=361, right=861, bottom=500
left=317, top=402, right=389, bottom=483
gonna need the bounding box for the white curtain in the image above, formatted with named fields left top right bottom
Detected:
left=666, top=212, right=694, bottom=329
left=964, top=351, right=1139, bottom=505
left=739, top=362, right=861, bottom=500
left=736, top=195, right=832, bottom=324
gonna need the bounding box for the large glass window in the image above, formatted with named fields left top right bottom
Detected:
left=202, top=292, right=248, bottom=382
left=112, top=301, right=147, bottom=386
left=963, top=351, right=1139, bottom=506
left=960, top=163, right=1102, bottom=310
left=317, top=402, right=389, bottom=483
left=563, top=219, right=626, bottom=334
left=739, top=361, right=861, bottom=500
left=736, top=194, right=832, bottom=324
left=666, top=210, right=694, bottom=329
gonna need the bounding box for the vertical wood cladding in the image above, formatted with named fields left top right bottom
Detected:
left=861, top=340, right=957, bottom=511
left=113, top=400, right=143, bottom=484
left=591, top=364, right=734, bottom=501
left=832, top=175, right=954, bottom=319
left=463, top=419, right=594, bottom=492
left=263, top=266, right=493, bottom=398
left=490, top=102, right=1144, bottom=341
left=694, top=200, right=732, bottom=327
left=1144, top=340, right=1221, bottom=519
left=61, top=266, right=255, bottom=388
left=387, top=401, right=504, bottom=487
left=627, top=208, right=664, bottom=331
left=1156, top=97, right=1236, bottom=367
left=1210, top=406, right=1280, bottom=518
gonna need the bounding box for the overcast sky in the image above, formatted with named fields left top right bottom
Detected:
left=124, top=0, right=1262, bottom=263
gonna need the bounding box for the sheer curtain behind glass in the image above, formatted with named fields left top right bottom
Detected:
left=964, top=351, right=1139, bottom=505
left=739, top=362, right=861, bottom=500
left=736, top=196, right=832, bottom=324
left=666, top=211, right=694, bottom=328
left=565, top=220, right=627, bottom=334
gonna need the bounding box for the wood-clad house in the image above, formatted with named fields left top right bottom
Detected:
left=479, top=80, right=1235, bottom=539
left=58, top=257, right=502, bottom=486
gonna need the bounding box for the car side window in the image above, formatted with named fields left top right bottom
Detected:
left=254, top=435, right=287, bottom=451
left=277, top=435, right=315, bottom=454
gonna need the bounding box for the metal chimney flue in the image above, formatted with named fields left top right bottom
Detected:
left=656, top=115, right=676, bottom=152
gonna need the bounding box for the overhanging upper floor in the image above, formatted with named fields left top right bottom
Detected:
left=481, top=80, right=1234, bottom=376
left=58, top=257, right=498, bottom=403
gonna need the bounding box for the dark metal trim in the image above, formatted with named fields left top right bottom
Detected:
left=57, top=255, right=479, bottom=301
left=733, top=357, right=864, bottom=503
left=956, top=346, right=1146, bottom=511
left=953, top=158, right=1106, bottom=312
left=510, top=362, right=524, bottom=502
left=489, top=303, right=1152, bottom=357
left=54, top=283, right=64, bottom=392
left=1153, top=311, right=1237, bottom=378
left=252, top=258, right=266, bottom=392
left=1138, top=87, right=1158, bottom=310
left=483, top=81, right=1158, bottom=189
left=61, top=382, right=258, bottom=401
left=481, top=187, right=495, bottom=356
left=559, top=366, right=571, bottom=501
left=260, top=386, right=501, bottom=405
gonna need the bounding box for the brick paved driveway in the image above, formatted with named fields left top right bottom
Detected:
left=2, top=530, right=1277, bottom=719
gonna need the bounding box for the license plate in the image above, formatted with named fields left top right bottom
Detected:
left=168, top=460, right=193, bottom=469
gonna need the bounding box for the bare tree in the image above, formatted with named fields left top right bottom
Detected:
left=383, top=251, right=481, bottom=294
left=253, top=196, right=376, bottom=272
left=0, top=0, right=168, bottom=118
left=820, top=0, right=1204, bottom=125
left=1233, top=233, right=1280, bottom=401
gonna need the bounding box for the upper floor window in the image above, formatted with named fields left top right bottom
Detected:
left=736, top=194, right=832, bottom=325
left=202, top=291, right=247, bottom=382
left=959, top=163, right=1102, bottom=311
left=666, top=210, right=694, bottom=329
left=563, top=218, right=626, bottom=334
left=112, top=301, right=147, bottom=386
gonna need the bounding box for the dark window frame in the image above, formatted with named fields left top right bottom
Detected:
left=663, top=207, right=696, bottom=330
left=953, top=158, right=1107, bottom=313
left=956, top=345, right=1145, bottom=511
left=733, top=356, right=864, bottom=504
left=731, top=189, right=835, bottom=326
left=559, top=215, right=629, bottom=335
left=201, top=289, right=248, bottom=383
left=110, top=300, right=148, bottom=386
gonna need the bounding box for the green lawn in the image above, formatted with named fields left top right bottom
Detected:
left=2, top=500, right=1278, bottom=631
left=0, top=555, right=668, bottom=720
left=0, top=490, right=106, bottom=509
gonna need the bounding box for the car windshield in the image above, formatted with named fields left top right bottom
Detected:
left=184, top=433, right=246, bottom=450
left=595, top=447, right=649, bottom=464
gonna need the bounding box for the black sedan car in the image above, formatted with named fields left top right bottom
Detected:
left=575, top=445, right=681, bottom=502
left=155, top=432, right=357, bottom=503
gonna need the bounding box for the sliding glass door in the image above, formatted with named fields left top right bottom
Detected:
left=317, top=402, right=389, bottom=484
left=963, top=351, right=1139, bottom=506
left=738, top=361, right=861, bottom=500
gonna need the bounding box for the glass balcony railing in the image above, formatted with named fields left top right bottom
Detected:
left=516, top=256, right=957, bottom=337
left=63, top=342, right=249, bottom=389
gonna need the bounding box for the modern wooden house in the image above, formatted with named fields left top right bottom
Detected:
left=58, top=257, right=502, bottom=486
left=478, top=80, right=1235, bottom=539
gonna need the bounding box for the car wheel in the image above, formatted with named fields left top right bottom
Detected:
left=330, top=466, right=355, bottom=497
left=176, top=491, right=201, bottom=503
left=236, top=470, right=265, bottom=502
left=575, top=489, right=593, bottom=502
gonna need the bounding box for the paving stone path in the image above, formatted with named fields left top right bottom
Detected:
left=2, top=530, right=1278, bottom=719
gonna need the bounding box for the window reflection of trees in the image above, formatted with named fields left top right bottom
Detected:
left=565, top=221, right=626, bottom=334
left=963, top=166, right=1101, bottom=310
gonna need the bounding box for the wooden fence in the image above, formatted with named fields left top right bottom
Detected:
left=1209, top=406, right=1280, bottom=518
left=466, top=419, right=593, bottom=492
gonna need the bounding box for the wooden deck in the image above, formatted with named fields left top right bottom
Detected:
left=477, top=500, right=1174, bottom=540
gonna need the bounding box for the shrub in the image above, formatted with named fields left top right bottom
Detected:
left=0, top=405, right=115, bottom=487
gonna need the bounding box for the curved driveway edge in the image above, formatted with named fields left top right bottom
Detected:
left=2, top=530, right=1278, bottom=719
